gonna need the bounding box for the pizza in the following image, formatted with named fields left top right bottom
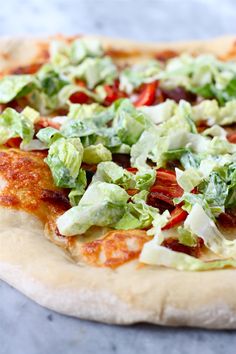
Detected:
left=1, top=35, right=236, bottom=329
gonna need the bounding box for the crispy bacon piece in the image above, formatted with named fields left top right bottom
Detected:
left=218, top=211, right=236, bottom=228
left=81, top=230, right=149, bottom=268
left=112, top=153, right=131, bottom=168
left=161, top=87, right=197, bottom=103
left=148, top=168, right=184, bottom=206
left=162, top=237, right=204, bottom=258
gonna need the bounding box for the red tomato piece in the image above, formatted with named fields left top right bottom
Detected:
left=69, top=91, right=90, bottom=104
left=134, top=81, right=157, bottom=107
left=162, top=206, right=188, bottom=230
left=104, top=80, right=127, bottom=106
left=227, top=132, right=236, bottom=143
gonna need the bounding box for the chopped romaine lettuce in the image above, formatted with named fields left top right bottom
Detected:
left=50, top=38, right=103, bottom=67
left=114, top=191, right=158, bottom=230
left=68, top=169, right=87, bottom=206
left=93, top=161, right=155, bottom=191
left=184, top=203, right=236, bottom=258
left=0, top=108, right=34, bottom=145
left=56, top=181, right=129, bottom=236
left=0, top=75, right=34, bottom=104
left=119, top=60, right=161, bottom=94
left=140, top=241, right=236, bottom=271
left=45, top=137, right=84, bottom=188
left=175, top=167, right=202, bottom=192
left=83, top=143, right=112, bottom=164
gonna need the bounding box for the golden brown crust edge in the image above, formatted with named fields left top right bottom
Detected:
left=1, top=35, right=236, bottom=329
left=0, top=34, right=235, bottom=70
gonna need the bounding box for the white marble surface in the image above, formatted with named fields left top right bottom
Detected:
left=1, top=1, right=236, bottom=353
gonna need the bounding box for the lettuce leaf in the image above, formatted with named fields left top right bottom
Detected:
left=112, top=99, right=152, bottom=146
left=175, top=167, right=202, bottom=192
left=119, top=60, right=161, bottom=94
left=83, top=144, right=112, bottom=164
left=50, top=38, right=103, bottom=67
left=36, top=127, right=63, bottom=146
left=70, top=57, right=117, bottom=89
left=56, top=181, right=129, bottom=236
left=184, top=203, right=236, bottom=258
left=45, top=137, right=84, bottom=188
left=140, top=242, right=236, bottom=271
left=93, top=161, right=155, bottom=191
left=114, top=191, right=158, bottom=230
left=68, top=169, right=87, bottom=206
left=0, top=107, right=34, bottom=145
left=0, top=75, right=34, bottom=103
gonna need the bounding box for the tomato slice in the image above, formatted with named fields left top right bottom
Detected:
left=162, top=206, right=188, bottom=230
left=69, top=91, right=90, bottom=104
left=227, top=132, right=236, bottom=143
left=134, top=81, right=157, bottom=107
left=104, top=80, right=127, bottom=106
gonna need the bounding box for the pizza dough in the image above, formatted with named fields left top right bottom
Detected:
left=1, top=35, right=236, bottom=329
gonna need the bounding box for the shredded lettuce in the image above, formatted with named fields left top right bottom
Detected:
left=69, top=57, right=117, bottom=89
left=68, top=169, right=87, bottom=206
left=45, top=137, right=84, bottom=188
left=175, top=167, right=202, bottom=192
left=36, top=127, right=63, bottom=146
left=115, top=191, right=158, bottom=230
left=140, top=242, right=236, bottom=271
left=159, top=54, right=236, bottom=104
left=50, top=38, right=103, bottom=67
left=83, top=144, right=112, bottom=164
left=112, top=99, right=152, bottom=146
left=0, top=75, right=34, bottom=104
left=0, top=107, right=35, bottom=145
left=184, top=203, right=236, bottom=258
left=93, top=161, right=155, bottom=191
left=56, top=181, right=129, bottom=236
left=119, top=60, right=161, bottom=94
left=138, top=100, right=176, bottom=124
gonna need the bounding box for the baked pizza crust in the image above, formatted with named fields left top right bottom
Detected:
left=1, top=35, right=236, bottom=329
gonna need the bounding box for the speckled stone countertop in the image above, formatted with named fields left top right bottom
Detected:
left=1, top=1, right=236, bottom=353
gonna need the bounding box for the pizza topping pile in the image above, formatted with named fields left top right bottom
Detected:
left=1, top=38, right=236, bottom=271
